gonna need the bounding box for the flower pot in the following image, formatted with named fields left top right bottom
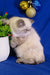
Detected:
left=0, top=36, right=10, bottom=62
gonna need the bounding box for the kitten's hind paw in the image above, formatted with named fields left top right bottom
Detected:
left=16, top=58, right=23, bottom=64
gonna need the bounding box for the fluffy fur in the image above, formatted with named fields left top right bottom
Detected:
left=2, top=17, right=45, bottom=64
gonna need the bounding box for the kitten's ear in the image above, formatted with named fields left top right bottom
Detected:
left=1, top=19, right=9, bottom=25
left=29, top=19, right=34, bottom=24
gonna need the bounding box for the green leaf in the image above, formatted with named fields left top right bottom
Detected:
left=0, top=16, right=2, bottom=19
left=0, top=12, right=12, bottom=41
left=0, top=20, right=3, bottom=25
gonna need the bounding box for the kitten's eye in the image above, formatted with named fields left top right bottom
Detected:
left=17, top=19, right=25, bottom=27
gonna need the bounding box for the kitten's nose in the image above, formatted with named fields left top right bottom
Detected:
left=26, top=29, right=31, bottom=31
left=24, top=28, right=31, bottom=33
left=26, top=27, right=31, bottom=31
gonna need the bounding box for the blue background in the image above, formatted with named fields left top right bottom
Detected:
left=0, top=0, right=50, bottom=75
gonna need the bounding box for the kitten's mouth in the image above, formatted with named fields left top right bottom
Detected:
left=17, top=28, right=31, bottom=37
left=16, top=28, right=31, bottom=34
left=13, top=28, right=31, bottom=37
left=23, top=29, right=31, bottom=33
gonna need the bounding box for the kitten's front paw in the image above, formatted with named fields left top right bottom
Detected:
left=1, top=19, right=9, bottom=25
left=10, top=41, right=17, bottom=48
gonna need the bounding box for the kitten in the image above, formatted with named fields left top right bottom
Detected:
left=2, top=17, right=45, bottom=64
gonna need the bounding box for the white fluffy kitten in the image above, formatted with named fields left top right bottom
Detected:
left=2, top=17, right=45, bottom=64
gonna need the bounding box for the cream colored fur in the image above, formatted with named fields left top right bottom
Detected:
left=2, top=17, right=45, bottom=64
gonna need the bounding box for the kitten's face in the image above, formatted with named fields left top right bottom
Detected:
left=2, top=17, right=34, bottom=37
left=10, top=17, right=34, bottom=37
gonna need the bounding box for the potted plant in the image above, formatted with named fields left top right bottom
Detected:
left=0, top=12, right=12, bottom=62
